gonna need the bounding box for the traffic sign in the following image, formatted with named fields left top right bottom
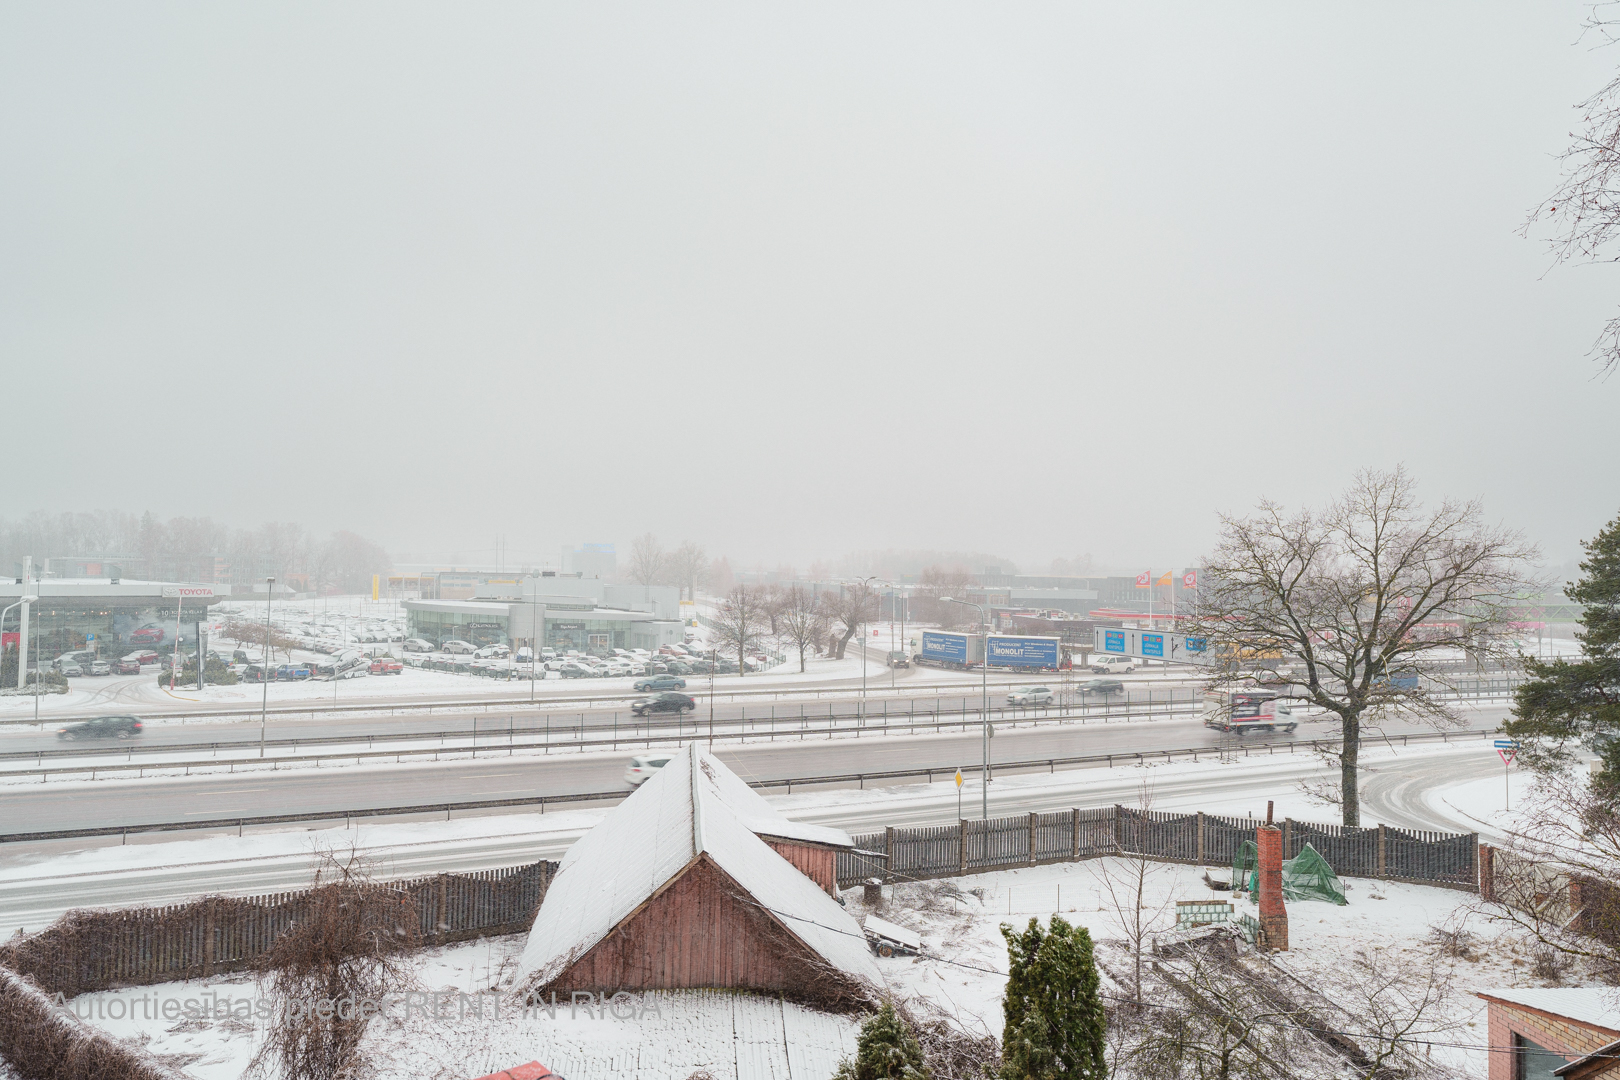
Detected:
left=1496, top=739, right=1519, bottom=765
left=954, top=769, right=964, bottom=788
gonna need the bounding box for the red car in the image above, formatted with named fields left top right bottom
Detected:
left=125, top=650, right=160, bottom=666
left=369, top=659, right=403, bottom=675
left=131, top=628, right=165, bottom=645
left=114, top=659, right=141, bottom=675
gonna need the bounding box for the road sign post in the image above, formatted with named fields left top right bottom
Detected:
left=955, top=768, right=964, bottom=820
left=1495, top=739, right=1519, bottom=811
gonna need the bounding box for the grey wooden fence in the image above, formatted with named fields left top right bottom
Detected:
left=0, top=861, right=555, bottom=996
left=837, top=806, right=1477, bottom=892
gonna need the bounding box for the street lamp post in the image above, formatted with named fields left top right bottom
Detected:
left=856, top=575, right=879, bottom=724
left=2, top=597, right=37, bottom=696
left=941, top=596, right=990, bottom=819
left=259, top=577, right=274, bottom=758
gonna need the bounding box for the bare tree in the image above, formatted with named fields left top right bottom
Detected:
left=1090, top=781, right=1174, bottom=1005
left=821, top=581, right=879, bottom=660
left=627, top=532, right=666, bottom=588
left=666, top=540, right=708, bottom=601
left=1526, top=16, right=1620, bottom=377
left=911, top=565, right=978, bottom=628
left=710, top=585, right=769, bottom=675
left=775, top=584, right=828, bottom=673
left=1186, top=466, right=1540, bottom=826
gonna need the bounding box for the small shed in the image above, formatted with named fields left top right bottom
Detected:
left=515, top=745, right=880, bottom=1006
left=1476, top=987, right=1620, bottom=1080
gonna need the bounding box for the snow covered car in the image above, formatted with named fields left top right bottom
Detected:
left=403, top=638, right=435, bottom=653
left=1006, top=686, right=1053, bottom=706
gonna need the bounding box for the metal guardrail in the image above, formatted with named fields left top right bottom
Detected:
left=0, top=727, right=1502, bottom=844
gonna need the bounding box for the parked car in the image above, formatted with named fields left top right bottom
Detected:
left=558, top=661, right=593, bottom=679
left=402, top=638, right=435, bottom=653
left=441, top=639, right=476, bottom=655
left=630, top=692, right=696, bottom=717
left=473, top=644, right=511, bottom=659
left=58, top=661, right=83, bottom=677
left=1007, top=686, right=1053, bottom=706
left=664, top=661, right=692, bottom=676
left=57, top=716, right=143, bottom=741
left=275, top=664, right=313, bottom=681
left=369, top=659, right=403, bottom=676
left=1090, top=655, right=1136, bottom=675
left=125, top=650, right=160, bottom=666
left=633, top=674, right=688, bottom=692
left=88, top=660, right=112, bottom=676
left=624, top=753, right=675, bottom=787
left=1081, top=678, right=1125, bottom=695
left=114, top=659, right=141, bottom=675
left=241, top=665, right=268, bottom=682
left=130, top=627, right=165, bottom=645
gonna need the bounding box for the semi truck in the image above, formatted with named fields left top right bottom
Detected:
left=912, top=630, right=985, bottom=670
left=1201, top=689, right=1300, bottom=735
left=986, top=634, right=1064, bottom=670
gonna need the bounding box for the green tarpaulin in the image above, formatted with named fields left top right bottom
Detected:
left=1231, top=841, right=1347, bottom=906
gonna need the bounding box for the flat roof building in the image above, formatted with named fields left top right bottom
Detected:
left=404, top=597, right=683, bottom=654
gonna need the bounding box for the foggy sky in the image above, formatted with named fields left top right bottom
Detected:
left=3, top=3, right=1616, bottom=572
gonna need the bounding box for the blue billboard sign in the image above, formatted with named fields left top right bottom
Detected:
left=987, top=635, right=1060, bottom=668
left=1141, top=633, right=1165, bottom=658
left=920, top=631, right=968, bottom=663
left=1184, top=637, right=1207, bottom=656
left=1103, top=630, right=1125, bottom=654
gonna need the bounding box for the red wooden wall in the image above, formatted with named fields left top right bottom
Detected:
left=764, top=839, right=838, bottom=895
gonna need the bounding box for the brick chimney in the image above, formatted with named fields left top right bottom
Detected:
left=1256, top=824, right=1288, bottom=952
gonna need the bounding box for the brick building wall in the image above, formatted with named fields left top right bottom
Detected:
left=1479, top=996, right=1620, bottom=1080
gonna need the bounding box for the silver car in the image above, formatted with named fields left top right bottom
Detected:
left=441, top=640, right=476, bottom=655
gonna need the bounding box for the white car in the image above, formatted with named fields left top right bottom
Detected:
left=1090, top=655, right=1136, bottom=674
left=624, top=753, right=674, bottom=787
left=1007, top=686, right=1053, bottom=706
left=622, top=661, right=647, bottom=676
left=441, top=640, right=477, bottom=655
left=403, top=638, right=435, bottom=653
left=473, top=644, right=510, bottom=659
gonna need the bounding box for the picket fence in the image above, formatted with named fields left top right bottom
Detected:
left=835, top=806, right=1478, bottom=892
left=0, top=861, right=555, bottom=996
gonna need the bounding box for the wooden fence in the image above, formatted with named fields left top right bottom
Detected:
left=837, top=806, right=1478, bottom=892
left=0, top=860, right=555, bottom=997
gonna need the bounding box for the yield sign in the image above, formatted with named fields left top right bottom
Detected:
left=1495, top=738, right=1519, bottom=765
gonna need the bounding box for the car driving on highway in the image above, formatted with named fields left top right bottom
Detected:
left=57, top=716, right=143, bottom=740
left=1090, top=655, right=1136, bottom=674
left=630, top=692, right=696, bottom=717
left=624, top=753, right=674, bottom=787
left=1007, top=686, right=1053, bottom=705
left=1080, top=678, right=1125, bottom=695
left=633, top=674, right=687, bottom=692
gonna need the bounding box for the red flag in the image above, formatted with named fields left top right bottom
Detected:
left=1183, top=570, right=1197, bottom=589
left=1135, top=571, right=1150, bottom=588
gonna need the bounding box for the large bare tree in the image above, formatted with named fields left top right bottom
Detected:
left=821, top=581, right=880, bottom=661
left=1186, top=467, right=1539, bottom=826
left=626, top=532, right=665, bottom=588
left=710, top=584, right=769, bottom=675
left=775, top=584, right=827, bottom=673
left=665, top=540, right=708, bottom=601
left=1527, top=19, right=1620, bottom=378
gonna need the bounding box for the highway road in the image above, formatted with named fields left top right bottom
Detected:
left=0, top=705, right=1511, bottom=834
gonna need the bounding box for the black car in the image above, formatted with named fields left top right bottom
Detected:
left=633, top=674, right=688, bottom=692
left=664, top=661, right=692, bottom=675
left=1081, top=678, right=1125, bottom=696
left=631, top=692, right=696, bottom=717
left=57, top=716, right=143, bottom=741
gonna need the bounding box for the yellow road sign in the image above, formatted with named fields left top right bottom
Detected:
left=954, top=769, right=964, bottom=788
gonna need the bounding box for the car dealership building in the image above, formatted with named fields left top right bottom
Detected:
left=0, top=578, right=228, bottom=681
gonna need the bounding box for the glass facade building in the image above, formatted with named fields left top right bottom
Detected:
left=404, top=600, right=681, bottom=654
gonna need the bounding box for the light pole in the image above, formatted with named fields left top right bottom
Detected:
left=259, top=577, right=274, bottom=758
left=855, top=576, right=879, bottom=723
left=941, top=596, right=990, bottom=819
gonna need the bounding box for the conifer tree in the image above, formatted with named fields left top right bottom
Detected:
left=833, top=1001, right=930, bottom=1080
left=1506, top=509, right=1620, bottom=787
left=999, top=916, right=1106, bottom=1080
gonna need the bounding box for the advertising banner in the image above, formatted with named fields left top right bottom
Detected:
left=161, top=585, right=218, bottom=599
left=920, top=631, right=968, bottom=664
left=986, top=634, right=1060, bottom=668
left=1093, top=627, right=1212, bottom=666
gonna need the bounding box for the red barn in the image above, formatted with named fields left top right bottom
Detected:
left=516, top=746, right=877, bottom=1004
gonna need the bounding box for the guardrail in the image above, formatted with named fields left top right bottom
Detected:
left=0, top=727, right=1503, bottom=844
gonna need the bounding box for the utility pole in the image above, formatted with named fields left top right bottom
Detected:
left=259, top=577, right=274, bottom=758
left=942, top=596, right=991, bottom=819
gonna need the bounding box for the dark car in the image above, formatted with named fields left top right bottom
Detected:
left=686, top=659, right=714, bottom=674
left=633, top=674, right=687, bottom=692
left=663, top=661, right=692, bottom=676
left=1081, top=678, right=1125, bottom=696
left=630, top=692, right=696, bottom=717
left=57, top=716, right=143, bottom=741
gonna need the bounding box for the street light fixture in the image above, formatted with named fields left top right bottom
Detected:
left=941, top=596, right=991, bottom=819
left=855, top=576, right=879, bottom=723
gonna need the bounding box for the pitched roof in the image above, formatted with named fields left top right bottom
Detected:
left=515, top=745, right=879, bottom=991
left=1476, top=987, right=1620, bottom=1033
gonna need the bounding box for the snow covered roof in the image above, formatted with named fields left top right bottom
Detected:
left=516, top=745, right=879, bottom=991
left=1477, top=987, right=1620, bottom=1032
left=696, top=752, right=854, bottom=849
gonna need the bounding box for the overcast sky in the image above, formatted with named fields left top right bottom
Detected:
left=3, top=3, right=1616, bottom=572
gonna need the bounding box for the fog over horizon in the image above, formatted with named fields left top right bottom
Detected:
left=4, top=3, right=1617, bottom=573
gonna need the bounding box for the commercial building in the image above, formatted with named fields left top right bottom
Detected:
left=405, top=587, right=684, bottom=654
left=0, top=578, right=228, bottom=683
